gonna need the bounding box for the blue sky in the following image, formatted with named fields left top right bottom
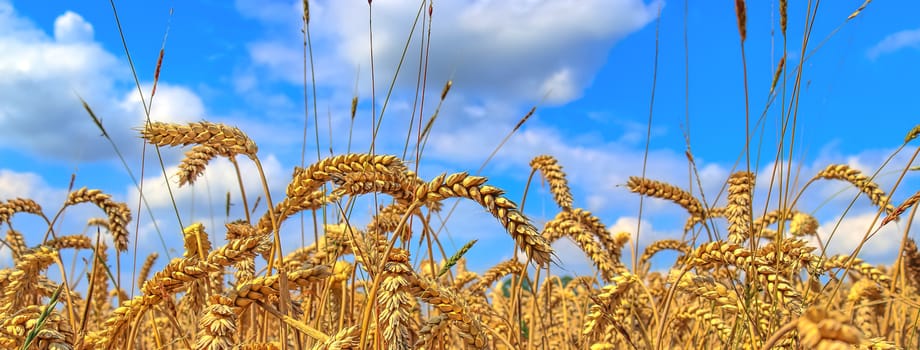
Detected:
left=1, top=0, right=919, bottom=280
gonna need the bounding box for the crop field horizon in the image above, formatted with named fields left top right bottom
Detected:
left=1, top=0, right=919, bottom=349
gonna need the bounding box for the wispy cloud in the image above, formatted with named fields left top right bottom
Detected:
left=867, top=28, right=920, bottom=60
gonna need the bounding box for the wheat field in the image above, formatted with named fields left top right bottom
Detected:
left=2, top=0, right=920, bottom=349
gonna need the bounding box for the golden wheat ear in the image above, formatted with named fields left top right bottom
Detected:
left=64, top=187, right=131, bottom=252
left=140, top=121, right=259, bottom=187
left=627, top=176, right=704, bottom=219
left=415, top=172, right=554, bottom=266
left=813, top=164, right=895, bottom=215
left=725, top=171, right=754, bottom=244
left=530, top=154, right=574, bottom=210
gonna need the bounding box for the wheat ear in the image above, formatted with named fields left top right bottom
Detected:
left=64, top=187, right=131, bottom=252
left=529, top=154, right=574, bottom=210
left=814, top=164, right=895, bottom=215
left=627, top=176, right=704, bottom=218
left=415, top=172, right=553, bottom=265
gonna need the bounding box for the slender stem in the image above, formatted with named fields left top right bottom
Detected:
left=254, top=299, right=330, bottom=342
left=759, top=318, right=798, bottom=350
left=636, top=4, right=663, bottom=273
left=230, top=157, right=252, bottom=225
left=254, top=157, right=283, bottom=271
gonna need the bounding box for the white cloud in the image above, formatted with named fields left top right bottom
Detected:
left=0, top=169, right=60, bottom=202
left=813, top=211, right=917, bottom=263
left=240, top=0, right=660, bottom=110
left=867, top=28, right=920, bottom=60
left=0, top=7, right=119, bottom=160
left=132, top=154, right=286, bottom=213
left=0, top=3, right=213, bottom=162
left=54, top=11, right=94, bottom=43
left=426, top=119, right=728, bottom=215
left=120, top=83, right=208, bottom=125
left=540, top=68, right=578, bottom=103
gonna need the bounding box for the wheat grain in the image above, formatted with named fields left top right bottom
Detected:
left=847, top=278, right=885, bottom=337
left=686, top=241, right=754, bottom=269
left=0, top=246, right=58, bottom=314
left=416, top=172, right=553, bottom=265
left=138, top=252, right=159, bottom=290
left=378, top=248, right=416, bottom=350
left=640, top=239, right=690, bottom=271
left=64, top=187, right=131, bottom=252
left=4, top=229, right=27, bottom=262
left=882, top=190, right=920, bottom=226
left=178, top=144, right=221, bottom=187
left=140, top=121, right=258, bottom=159
left=902, top=238, right=920, bottom=288
left=627, top=176, right=704, bottom=218
left=0, top=198, right=43, bottom=225
left=43, top=235, right=92, bottom=251
left=470, top=259, right=524, bottom=294
left=411, top=275, right=488, bottom=349
left=311, top=326, right=359, bottom=350
left=815, top=164, right=895, bottom=215
left=905, top=124, right=920, bottom=144
left=196, top=295, right=237, bottom=350
left=789, top=212, right=819, bottom=236
left=582, top=272, right=638, bottom=336
left=797, top=307, right=863, bottom=349
left=543, top=211, right=621, bottom=281
left=183, top=223, right=213, bottom=260
left=530, top=155, right=574, bottom=210
left=823, top=255, right=892, bottom=288
left=726, top=171, right=754, bottom=244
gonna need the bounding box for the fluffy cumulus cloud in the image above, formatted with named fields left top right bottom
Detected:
left=867, top=28, right=920, bottom=60
left=240, top=0, right=660, bottom=108
left=54, top=11, right=94, bottom=43
left=0, top=2, right=211, bottom=162
left=128, top=153, right=285, bottom=227
left=0, top=169, right=61, bottom=203
left=813, top=211, right=918, bottom=263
